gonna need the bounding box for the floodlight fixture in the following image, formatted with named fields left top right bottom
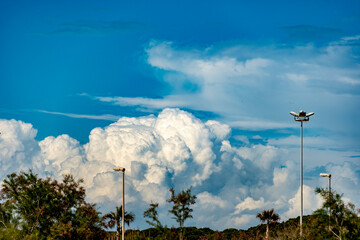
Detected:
left=290, top=110, right=314, bottom=122
left=290, top=111, right=298, bottom=117
left=306, top=112, right=314, bottom=117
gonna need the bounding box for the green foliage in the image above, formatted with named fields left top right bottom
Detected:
left=103, top=205, right=135, bottom=228
left=314, top=187, right=360, bottom=240
left=256, top=208, right=280, bottom=240
left=143, top=202, right=162, bottom=228
left=116, top=227, right=254, bottom=240
left=302, top=215, right=335, bottom=240
left=256, top=209, right=280, bottom=224
left=103, top=205, right=135, bottom=240
left=110, top=215, right=359, bottom=240
left=167, top=188, right=196, bottom=240
left=0, top=170, right=105, bottom=239
left=167, top=188, right=197, bottom=227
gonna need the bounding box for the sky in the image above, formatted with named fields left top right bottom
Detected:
left=0, top=0, right=360, bottom=230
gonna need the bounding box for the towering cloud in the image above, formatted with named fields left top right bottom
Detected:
left=0, top=108, right=359, bottom=229
left=0, top=119, right=40, bottom=180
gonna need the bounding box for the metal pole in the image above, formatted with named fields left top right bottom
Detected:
left=122, top=169, right=125, bottom=240
left=114, top=167, right=126, bottom=240
left=290, top=110, right=313, bottom=237
left=329, top=175, right=331, bottom=232
left=300, top=121, right=303, bottom=237
left=329, top=175, right=331, bottom=217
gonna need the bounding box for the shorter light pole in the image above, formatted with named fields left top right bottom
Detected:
left=290, top=110, right=314, bottom=237
left=320, top=172, right=331, bottom=230
left=114, top=167, right=126, bottom=240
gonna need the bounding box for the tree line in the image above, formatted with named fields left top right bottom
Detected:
left=0, top=170, right=359, bottom=239
left=0, top=170, right=197, bottom=240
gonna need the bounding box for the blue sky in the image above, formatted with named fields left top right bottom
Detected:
left=0, top=0, right=359, bottom=230
left=1, top=0, right=359, bottom=142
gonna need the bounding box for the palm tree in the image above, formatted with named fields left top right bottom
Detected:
left=102, top=205, right=135, bottom=240
left=256, top=208, right=280, bottom=240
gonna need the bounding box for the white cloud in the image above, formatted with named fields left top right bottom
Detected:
left=95, top=96, right=185, bottom=109
left=38, top=110, right=121, bottom=121
left=284, top=185, right=322, bottom=218
left=267, top=135, right=352, bottom=150
left=235, top=144, right=279, bottom=170
left=338, top=76, right=360, bottom=85
left=92, top=38, right=360, bottom=146
left=285, top=73, right=309, bottom=82
left=154, top=41, right=358, bottom=137
left=205, top=120, right=231, bottom=142
left=197, top=191, right=228, bottom=210
left=0, top=109, right=359, bottom=230
left=39, top=134, right=86, bottom=175
left=228, top=119, right=293, bottom=130
left=146, top=41, right=272, bottom=82
left=234, top=197, right=266, bottom=215
left=324, top=161, right=360, bottom=204
left=0, top=119, right=40, bottom=179
left=232, top=214, right=256, bottom=226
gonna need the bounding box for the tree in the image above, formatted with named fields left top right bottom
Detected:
left=102, top=205, right=135, bottom=240
left=0, top=200, right=21, bottom=239
left=144, top=202, right=162, bottom=228
left=0, top=170, right=106, bottom=239
left=167, top=188, right=196, bottom=240
left=315, top=187, right=360, bottom=240
left=256, top=208, right=280, bottom=240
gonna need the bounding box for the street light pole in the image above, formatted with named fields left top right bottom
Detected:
left=320, top=173, right=331, bottom=229
left=114, top=167, right=126, bottom=240
left=300, top=120, right=303, bottom=235
left=290, top=110, right=314, bottom=237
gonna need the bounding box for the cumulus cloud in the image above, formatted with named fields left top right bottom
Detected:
left=284, top=185, right=322, bottom=218
left=39, top=134, right=86, bottom=176
left=0, top=108, right=359, bottom=230
left=324, top=161, right=360, bottom=204
left=0, top=119, right=40, bottom=179
left=234, top=197, right=267, bottom=215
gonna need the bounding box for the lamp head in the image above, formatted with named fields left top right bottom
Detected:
left=114, top=167, right=125, bottom=172
left=320, top=173, right=331, bottom=177
left=290, top=111, right=298, bottom=117
left=299, top=110, right=306, bottom=117
left=306, top=112, right=314, bottom=117
left=290, top=110, right=314, bottom=122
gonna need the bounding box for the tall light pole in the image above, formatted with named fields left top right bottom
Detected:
left=290, top=110, right=314, bottom=236
left=320, top=173, right=331, bottom=230
left=114, top=167, right=126, bottom=240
